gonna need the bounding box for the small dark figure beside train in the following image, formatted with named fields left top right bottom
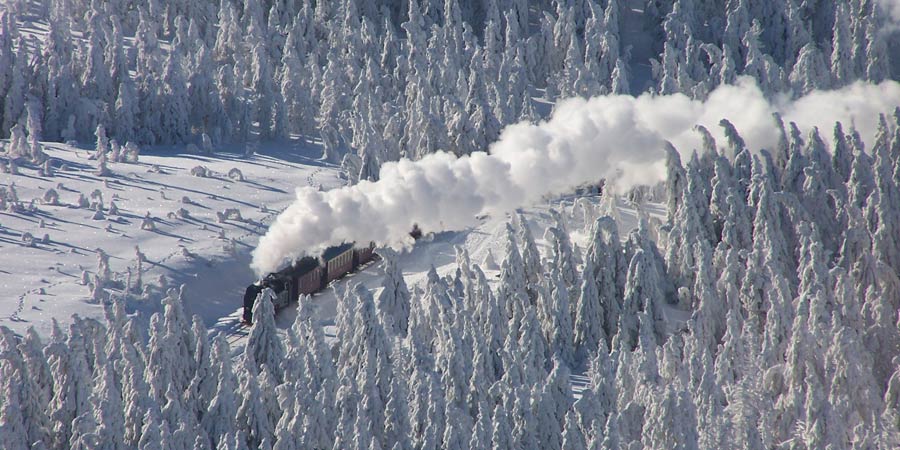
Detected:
left=242, top=242, right=376, bottom=324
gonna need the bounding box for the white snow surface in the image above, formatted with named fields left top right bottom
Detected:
left=0, top=140, right=342, bottom=336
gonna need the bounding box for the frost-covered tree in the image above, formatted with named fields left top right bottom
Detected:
left=0, top=327, right=49, bottom=448
left=617, top=249, right=666, bottom=351
left=547, top=223, right=579, bottom=299
left=245, top=288, right=285, bottom=383
left=377, top=254, right=411, bottom=337
left=573, top=258, right=606, bottom=366
left=543, top=273, right=574, bottom=366
left=236, top=356, right=275, bottom=449
left=90, top=360, right=126, bottom=450
left=45, top=319, right=93, bottom=449
left=496, top=223, right=530, bottom=330
left=202, top=336, right=238, bottom=448
left=516, top=212, right=543, bottom=289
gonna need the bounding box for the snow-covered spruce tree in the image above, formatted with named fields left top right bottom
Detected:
left=2, top=35, right=27, bottom=139
left=157, top=49, right=190, bottom=145
left=353, top=284, right=395, bottom=448
left=117, top=319, right=152, bottom=447
left=0, top=327, right=50, bottom=448
left=664, top=142, right=687, bottom=224
left=202, top=335, right=238, bottom=449
left=616, top=248, right=666, bottom=352
left=19, top=327, right=53, bottom=416
left=584, top=216, right=625, bottom=340
left=377, top=254, right=411, bottom=337
left=542, top=271, right=574, bottom=367
left=143, top=313, right=174, bottom=408
left=45, top=319, right=93, bottom=449
left=546, top=224, right=579, bottom=300
left=90, top=360, right=126, bottom=450
left=236, top=355, right=275, bottom=449
left=496, top=223, right=529, bottom=330
left=573, top=257, right=606, bottom=366
left=0, top=11, right=13, bottom=137
left=245, top=288, right=285, bottom=384
left=516, top=212, right=543, bottom=290
left=184, top=316, right=214, bottom=424
left=666, top=157, right=715, bottom=294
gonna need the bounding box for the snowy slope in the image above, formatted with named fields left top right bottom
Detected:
left=0, top=139, right=343, bottom=336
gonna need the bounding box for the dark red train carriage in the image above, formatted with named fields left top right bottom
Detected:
left=242, top=242, right=377, bottom=324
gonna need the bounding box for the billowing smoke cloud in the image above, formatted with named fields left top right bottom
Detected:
left=252, top=78, right=900, bottom=275
left=879, top=0, right=900, bottom=24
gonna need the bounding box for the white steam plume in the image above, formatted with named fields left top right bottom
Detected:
left=252, top=78, right=900, bottom=275
left=879, top=0, right=900, bottom=24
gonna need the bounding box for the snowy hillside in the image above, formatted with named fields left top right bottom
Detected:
left=0, top=139, right=343, bottom=336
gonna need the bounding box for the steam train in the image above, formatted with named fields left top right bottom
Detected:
left=243, top=242, right=377, bottom=323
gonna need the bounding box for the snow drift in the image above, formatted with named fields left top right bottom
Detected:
left=252, top=78, right=900, bottom=275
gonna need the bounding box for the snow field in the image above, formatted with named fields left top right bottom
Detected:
left=0, top=139, right=342, bottom=336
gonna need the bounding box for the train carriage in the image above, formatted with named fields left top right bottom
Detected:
left=324, top=243, right=355, bottom=283
left=243, top=241, right=377, bottom=324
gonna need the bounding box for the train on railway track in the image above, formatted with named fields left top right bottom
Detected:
left=242, top=242, right=377, bottom=323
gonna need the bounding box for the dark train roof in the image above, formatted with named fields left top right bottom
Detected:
left=274, top=255, right=319, bottom=277
left=321, top=242, right=354, bottom=261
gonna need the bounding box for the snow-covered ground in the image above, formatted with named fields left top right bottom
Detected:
left=0, top=139, right=343, bottom=336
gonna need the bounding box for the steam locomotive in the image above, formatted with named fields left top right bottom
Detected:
left=242, top=242, right=376, bottom=323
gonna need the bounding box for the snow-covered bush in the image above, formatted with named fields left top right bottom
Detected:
left=109, top=139, right=122, bottom=162
left=140, top=213, right=156, bottom=231
left=123, top=142, right=140, bottom=163
left=89, top=189, right=103, bottom=207
left=93, top=124, right=109, bottom=160
left=219, top=208, right=243, bottom=222
left=175, top=208, right=191, bottom=219
left=94, top=159, right=112, bottom=177
left=227, top=168, right=244, bottom=181
left=96, top=248, right=110, bottom=283
left=41, top=160, right=53, bottom=177
left=191, top=165, right=211, bottom=177
left=41, top=189, right=59, bottom=205
left=76, top=193, right=90, bottom=209
left=6, top=123, right=28, bottom=159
